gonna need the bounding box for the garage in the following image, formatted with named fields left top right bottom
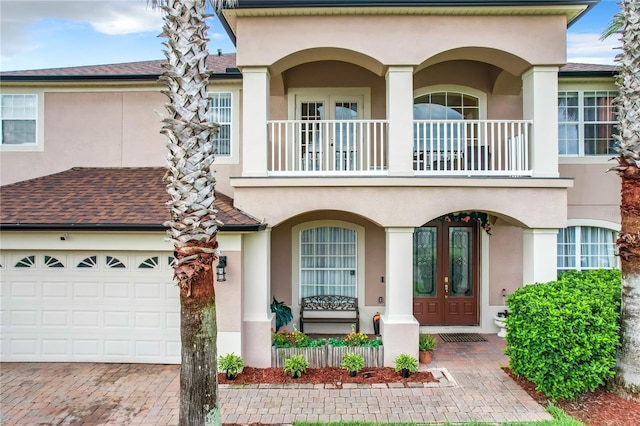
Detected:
left=0, top=250, right=180, bottom=364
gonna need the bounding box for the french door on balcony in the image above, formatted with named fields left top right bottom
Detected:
left=296, top=96, right=362, bottom=171
left=412, top=222, right=479, bottom=325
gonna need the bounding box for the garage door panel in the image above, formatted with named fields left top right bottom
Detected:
left=10, top=281, right=38, bottom=297
left=11, top=310, right=38, bottom=326
left=73, top=311, right=100, bottom=327
left=42, top=339, right=68, bottom=355
left=104, top=282, right=130, bottom=299
left=42, top=281, right=70, bottom=298
left=0, top=251, right=180, bottom=363
left=104, top=311, right=131, bottom=327
left=42, top=310, right=70, bottom=327
left=104, top=340, right=130, bottom=356
left=10, top=339, right=38, bottom=356
left=134, top=282, right=163, bottom=300
left=73, top=282, right=100, bottom=298
left=134, top=312, right=162, bottom=328
left=73, top=340, right=100, bottom=356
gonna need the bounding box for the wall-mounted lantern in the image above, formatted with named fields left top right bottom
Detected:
left=216, top=256, right=227, bottom=282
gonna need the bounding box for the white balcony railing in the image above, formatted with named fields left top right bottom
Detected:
left=413, top=120, right=532, bottom=176
left=268, top=120, right=388, bottom=174
left=266, top=119, right=532, bottom=176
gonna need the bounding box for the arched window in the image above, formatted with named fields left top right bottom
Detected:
left=299, top=226, right=357, bottom=298
left=557, top=226, right=618, bottom=272
left=413, top=89, right=482, bottom=171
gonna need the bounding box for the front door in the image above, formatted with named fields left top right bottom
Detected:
left=412, top=222, right=479, bottom=325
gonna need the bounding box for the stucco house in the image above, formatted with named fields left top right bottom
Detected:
left=0, top=0, right=620, bottom=367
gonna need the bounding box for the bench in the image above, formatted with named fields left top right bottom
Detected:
left=299, top=295, right=359, bottom=333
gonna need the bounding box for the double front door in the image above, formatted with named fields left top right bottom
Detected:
left=413, top=222, right=479, bottom=325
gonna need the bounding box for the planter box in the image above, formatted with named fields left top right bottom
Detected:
left=271, top=345, right=384, bottom=368
left=327, top=345, right=384, bottom=368
left=271, top=346, right=327, bottom=368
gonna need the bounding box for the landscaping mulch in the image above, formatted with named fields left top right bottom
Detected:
left=504, top=368, right=640, bottom=426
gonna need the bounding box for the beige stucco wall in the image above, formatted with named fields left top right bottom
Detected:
left=270, top=210, right=386, bottom=308
left=236, top=14, right=566, bottom=73
left=0, top=88, right=241, bottom=197
left=232, top=180, right=570, bottom=229
left=560, top=163, right=620, bottom=224
left=488, top=224, right=523, bottom=306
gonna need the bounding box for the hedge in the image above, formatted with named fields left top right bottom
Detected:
left=505, top=269, right=621, bottom=400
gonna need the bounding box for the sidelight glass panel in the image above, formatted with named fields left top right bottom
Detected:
left=449, top=227, right=472, bottom=297
left=413, top=227, right=437, bottom=297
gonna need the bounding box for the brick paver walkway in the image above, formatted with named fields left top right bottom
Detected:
left=0, top=334, right=552, bottom=425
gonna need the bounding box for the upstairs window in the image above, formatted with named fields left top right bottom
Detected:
left=557, top=226, right=618, bottom=272
left=1, top=94, right=37, bottom=145
left=558, top=91, right=617, bottom=156
left=208, top=92, right=231, bottom=156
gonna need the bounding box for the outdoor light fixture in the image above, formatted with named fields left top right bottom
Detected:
left=216, top=256, right=227, bottom=282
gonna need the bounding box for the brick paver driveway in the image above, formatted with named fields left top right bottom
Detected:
left=1, top=334, right=552, bottom=425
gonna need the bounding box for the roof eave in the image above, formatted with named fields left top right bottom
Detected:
left=0, top=223, right=266, bottom=232
left=559, top=70, right=618, bottom=78
left=0, top=72, right=242, bottom=83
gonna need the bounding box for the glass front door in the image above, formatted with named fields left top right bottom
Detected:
left=413, top=222, right=479, bottom=325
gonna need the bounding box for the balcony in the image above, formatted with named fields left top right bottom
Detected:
left=267, top=119, right=532, bottom=176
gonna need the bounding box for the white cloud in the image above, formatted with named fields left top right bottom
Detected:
left=567, top=32, right=620, bottom=65
left=0, top=0, right=163, bottom=60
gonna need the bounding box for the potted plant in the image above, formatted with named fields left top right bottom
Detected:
left=341, top=352, right=365, bottom=377
left=283, top=354, right=309, bottom=378
left=394, top=353, right=418, bottom=378
left=218, top=353, right=245, bottom=380
left=418, top=334, right=436, bottom=364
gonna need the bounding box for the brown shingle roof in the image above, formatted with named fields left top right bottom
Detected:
left=560, top=63, right=618, bottom=72
left=0, top=53, right=237, bottom=77
left=0, top=167, right=262, bottom=231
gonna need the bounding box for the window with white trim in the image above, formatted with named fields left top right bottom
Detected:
left=557, top=226, right=618, bottom=272
left=300, top=226, right=357, bottom=298
left=558, top=91, right=617, bottom=156
left=208, top=92, right=231, bottom=156
left=1, top=94, right=37, bottom=145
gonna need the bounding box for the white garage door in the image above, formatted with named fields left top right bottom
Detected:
left=0, top=251, right=180, bottom=363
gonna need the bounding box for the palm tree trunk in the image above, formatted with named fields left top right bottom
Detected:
left=613, top=0, right=640, bottom=398
left=154, top=0, right=226, bottom=423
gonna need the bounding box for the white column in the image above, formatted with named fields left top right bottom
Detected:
left=242, top=67, right=270, bottom=177
left=522, top=228, right=558, bottom=285
left=381, top=227, right=419, bottom=366
left=386, top=66, right=415, bottom=176
left=522, top=66, right=559, bottom=178
left=242, top=229, right=274, bottom=367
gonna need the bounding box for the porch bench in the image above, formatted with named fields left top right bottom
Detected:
left=299, top=295, right=359, bottom=333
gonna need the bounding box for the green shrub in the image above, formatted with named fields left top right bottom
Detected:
left=284, top=354, right=310, bottom=378
left=341, top=353, right=366, bottom=373
left=272, top=328, right=326, bottom=348
left=217, top=353, right=245, bottom=377
left=505, top=269, right=621, bottom=400
left=393, top=353, right=418, bottom=373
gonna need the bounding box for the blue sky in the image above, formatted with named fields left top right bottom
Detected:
left=0, top=0, right=621, bottom=72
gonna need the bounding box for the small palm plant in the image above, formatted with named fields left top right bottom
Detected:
left=341, top=353, right=365, bottom=377
left=284, top=354, right=309, bottom=378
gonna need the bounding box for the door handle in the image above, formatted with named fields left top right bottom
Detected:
left=444, top=282, right=449, bottom=299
